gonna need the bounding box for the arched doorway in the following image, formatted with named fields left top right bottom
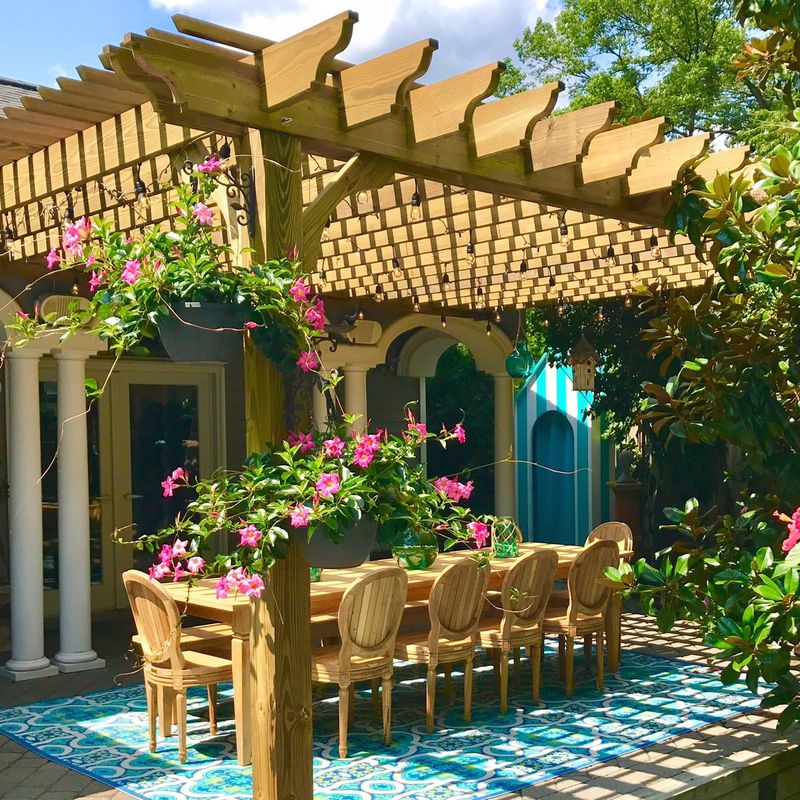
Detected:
left=531, top=410, right=575, bottom=544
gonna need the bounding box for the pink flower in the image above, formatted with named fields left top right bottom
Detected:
left=357, top=433, right=382, bottom=452
left=15, top=310, right=28, bottom=321
left=289, top=278, right=311, bottom=303
left=433, top=477, right=453, bottom=496
left=121, top=259, right=142, bottom=285
left=172, top=562, right=189, bottom=581
left=193, top=203, right=214, bottom=225
left=779, top=507, right=800, bottom=552
left=198, top=156, right=222, bottom=174
left=86, top=254, right=97, bottom=267
left=239, top=574, right=265, bottom=598
left=215, top=575, right=229, bottom=599
left=453, top=423, right=466, bottom=443
left=61, top=225, right=83, bottom=259
left=161, top=476, right=177, bottom=497
left=46, top=248, right=61, bottom=270
left=76, top=216, right=92, bottom=240
left=238, top=523, right=262, bottom=547
left=297, top=350, right=320, bottom=372
left=304, top=299, right=327, bottom=332
left=158, top=544, right=174, bottom=564
left=468, top=520, right=490, bottom=549
left=171, top=467, right=186, bottom=482
left=149, top=562, right=171, bottom=580
left=286, top=243, right=300, bottom=261
left=244, top=320, right=258, bottom=330
left=452, top=480, right=474, bottom=502
left=186, top=556, right=205, bottom=574
left=287, top=431, right=315, bottom=453
left=289, top=504, right=310, bottom=528
left=171, top=538, right=188, bottom=558
left=88, top=269, right=107, bottom=294
left=316, top=472, right=341, bottom=499
left=352, top=446, right=374, bottom=468
left=324, top=436, right=345, bottom=457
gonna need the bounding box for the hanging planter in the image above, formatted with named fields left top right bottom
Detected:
left=288, top=518, right=378, bottom=568
left=158, top=301, right=245, bottom=364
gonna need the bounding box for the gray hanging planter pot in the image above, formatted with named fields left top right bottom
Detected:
left=288, top=518, right=377, bottom=568
left=158, top=301, right=244, bottom=364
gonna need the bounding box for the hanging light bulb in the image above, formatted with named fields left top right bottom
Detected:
left=319, top=269, right=328, bottom=287
left=605, top=245, right=616, bottom=267
left=218, top=139, right=232, bottom=161
left=71, top=279, right=80, bottom=296
left=356, top=189, right=369, bottom=207
left=519, top=258, right=528, bottom=274
left=557, top=292, right=566, bottom=315
left=631, top=262, right=639, bottom=275
left=440, top=314, right=447, bottom=329
left=559, top=214, right=570, bottom=246
left=134, top=167, right=149, bottom=207
left=391, top=246, right=402, bottom=277
left=409, top=179, right=423, bottom=222
left=357, top=308, right=365, bottom=320
left=321, top=217, right=331, bottom=242
left=485, top=321, right=492, bottom=336
left=549, top=273, right=556, bottom=288
left=412, top=294, right=421, bottom=312
left=649, top=234, right=661, bottom=260
left=373, top=283, right=384, bottom=303
left=2, top=224, right=14, bottom=242
left=542, top=317, right=550, bottom=328
left=63, top=193, right=75, bottom=226
left=597, top=308, right=605, bottom=322
left=441, top=272, right=450, bottom=285
left=465, top=234, right=476, bottom=267
left=625, top=294, right=633, bottom=308
left=493, top=306, right=502, bottom=323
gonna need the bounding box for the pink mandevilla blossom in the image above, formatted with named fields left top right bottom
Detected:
left=171, top=467, right=186, bottom=482
left=296, top=350, right=320, bottom=372
left=88, top=270, right=107, bottom=294
left=193, top=203, right=214, bottom=225
left=76, top=216, right=92, bottom=239
left=172, top=562, right=189, bottom=582
left=452, top=423, right=466, bottom=444
left=238, top=523, right=262, bottom=547
left=467, top=520, right=490, bottom=549
left=46, top=249, right=61, bottom=270
left=158, top=544, right=174, bottom=563
left=289, top=504, right=310, bottom=528
left=433, top=476, right=452, bottom=496
left=198, top=156, right=222, bottom=174
left=186, top=556, right=205, bottom=574
left=323, top=436, right=345, bottom=457
left=171, top=538, right=188, bottom=558
left=244, top=320, right=258, bottom=330
left=288, top=430, right=315, bottom=453
left=352, top=446, right=374, bottom=468
left=316, top=472, right=341, bottom=499
left=149, top=562, right=171, bottom=580
left=215, top=575, right=230, bottom=599
left=357, top=433, right=382, bottom=452
left=289, top=278, right=311, bottom=303
left=239, top=574, right=265, bottom=598
left=304, top=299, right=326, bottom=332
left=121, top=259, right=142, bottom=285
left=15, top=310, right=28, bottom=320
left=777, top=507, right=800, bottom=552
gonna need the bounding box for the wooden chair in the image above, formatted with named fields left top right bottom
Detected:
left=394, top=557, right=490, bottom=732
left=542, top=540, right=619, bottom=697
left=122, top=570, right=233, bottom=763
left=311, top=566, right=408, bottom=759
left=586, top=521, right=633, bottom=552
left=132, top=621, right=233, bottom=657
left=478, top=549, right=559, bottom=712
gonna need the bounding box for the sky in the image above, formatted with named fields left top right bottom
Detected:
left=0, top=0, right=556, bottom=88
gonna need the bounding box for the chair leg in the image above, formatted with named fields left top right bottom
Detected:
left=381, top=675, right=392, bottom=746
left=348, top=684, right=355, bottom=728
left=596, top=630, right=605, bottom=691
left=338, top=685, right=350, bottom=759
left=158, top=687, right=175, bottom=738
left=513, top=647, right=521, bottom=684
left=558, top=635, right=566, bottom=680
left=583, top=634, right=593, bottom=671
left=443, top=663, right=453, bottom=702
left=426, top=666, right=437, bottom=733
left=565, top=637, right=575, bottom=697
left=176, top=690, right=188, bottom=764
left=499, top=649, right=510, bottom=714
left=490, top=648, right=501, bottom=691
left=371, top=678, right=380, bottom=718
left=145, top=681, right=157, bottom=753
left=530, top=642, right=542, bottom=705
left=208, top=684, right=218, bottom=735
left=464, top=657, right=474, bottom=724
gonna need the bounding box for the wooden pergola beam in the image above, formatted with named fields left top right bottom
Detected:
left=627, top=135, right=710, bottom=195
left=3, top=106, right=89, bottom=136
left=20, top=95, right=109, bottom=124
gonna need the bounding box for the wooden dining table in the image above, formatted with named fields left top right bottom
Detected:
left=161, top=542, right=629, bottom=766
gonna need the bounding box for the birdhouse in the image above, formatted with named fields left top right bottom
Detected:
left=568, top=335, right=599, bottom=391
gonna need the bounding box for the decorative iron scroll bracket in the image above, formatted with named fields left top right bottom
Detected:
left=182, top=161, right=257, bottom=237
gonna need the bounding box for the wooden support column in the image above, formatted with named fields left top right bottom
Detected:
left=250, top=129, right=313, bottom=800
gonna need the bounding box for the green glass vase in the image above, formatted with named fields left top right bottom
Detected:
left=392, top=528, right=439, bottom=570
left=493, top=517, right=520, bottom=559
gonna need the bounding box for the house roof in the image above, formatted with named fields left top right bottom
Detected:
left=0, top=77, right=38, bottom=119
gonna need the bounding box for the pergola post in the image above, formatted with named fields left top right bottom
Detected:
left=249, top=129, right=313, bottom=800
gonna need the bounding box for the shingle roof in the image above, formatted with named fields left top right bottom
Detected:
left=0, top=76, right=39, bottom=118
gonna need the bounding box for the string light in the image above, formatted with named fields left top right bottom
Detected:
left=485, top=321, right=492, bottom=336
left=357, top=308, right=365, bottom=320
left=218, top=139, right=232, bottom=161
left=559, top=210, right=570, bottom=246
left=409, top=178, right=423, bottom=222
left=373, top=283, right=384, bottom=303
left=465, top=233, right=476, bottom=267
left=71, top=279, right=80, bottom=296
left=134, top=165, right=149, bottom=206
left=597, top=308, right=605, bottom=322
left=549, top=271, right=556, bottom=288
left=519, top=257, right=528, bottom=273
left=441, top=272, right=451, bottom=285
left=63, top=192, right=75, bottom=225
left=412, top=294, right=421, bottom=312
left=356, top=189, right=369, bottom=206
left=557, top=292, right=566, bottom=315
left=605, top=245, right=616, bottom=267
left=542, top=317, right=550, bottom=328
left=440, top=314, right=447, bottom=329
left=321, top=216, right=331, bottom=242
left=631, top=261, right=639, bottom=275
left=625, top=293, right=633, bottom=308
left=649, top=234, right=662, bottom=260
left=391, top=245, right=402, bottom=277
left=493, top=306, right=502, bottom=323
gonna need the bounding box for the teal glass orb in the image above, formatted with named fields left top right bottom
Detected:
left=505, top=340, right=535, bottom=379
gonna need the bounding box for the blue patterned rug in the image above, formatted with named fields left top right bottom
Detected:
left=0, top=647, right=760, bottom=800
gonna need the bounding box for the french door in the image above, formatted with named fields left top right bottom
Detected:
left=41, top=360, right=225, bottom=615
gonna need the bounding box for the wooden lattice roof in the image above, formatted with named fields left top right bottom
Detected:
left=0, top=11, right=751, bottom=312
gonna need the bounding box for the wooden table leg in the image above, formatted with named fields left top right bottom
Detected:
left=233, top=630, right=252, bottom=766
left=606, top=592, right=622, bottom=674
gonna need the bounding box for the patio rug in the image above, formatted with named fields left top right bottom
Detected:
left=0, top=646, right=761, bottom=800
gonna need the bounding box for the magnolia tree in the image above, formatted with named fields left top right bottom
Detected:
left=13, top=161, right=497, bottom=600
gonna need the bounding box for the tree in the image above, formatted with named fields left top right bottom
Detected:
left=502, top=0, right=783, bottom=152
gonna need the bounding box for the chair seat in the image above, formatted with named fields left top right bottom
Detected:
left=477, top=622, right=543, bottom=650
left=146, top=649, right=233, bottom=688
left=542, top=608, right=605, bottom=636
left=394, top=630, right=475, bottom=664
left=133, top=622, right=232, bottom=655
left=311, top=645, right=393, bottom=683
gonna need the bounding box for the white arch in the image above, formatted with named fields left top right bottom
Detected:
left=378, top=314, right=513, bottom=376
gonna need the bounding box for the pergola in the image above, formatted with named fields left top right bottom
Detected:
left=0, top=10, right=749, bottom=800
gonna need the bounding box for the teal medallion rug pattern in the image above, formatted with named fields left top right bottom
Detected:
left=0, top=648, right=760, bottom=800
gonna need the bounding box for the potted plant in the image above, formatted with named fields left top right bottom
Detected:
left=13, top=159, right=320, bottom=370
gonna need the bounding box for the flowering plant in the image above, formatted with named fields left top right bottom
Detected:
left=12, top=162, right=323, bottom=372
left=138, top=404, right=497, bottom=597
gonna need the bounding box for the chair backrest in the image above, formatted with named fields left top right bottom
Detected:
left=428, top=556, right=490, bottom=645
left=566, top=539, right=620, bottom=621
left=585, top=521, right=633, bottom=555
left=499, top=549, right=559, bottom=639
left=122, top=570, right=185, bottom=671
left=338, top=566, right=408, bottom=664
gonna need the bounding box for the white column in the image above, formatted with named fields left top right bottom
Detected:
left=53, top=350, right=105, bottom=672
left=312, top=382, right=328, bottom=432
left=493, top=373, right=516, bottom=518
left=1, top=348, right=58, bottom=680
left=343, top=366, right=369, bottom=434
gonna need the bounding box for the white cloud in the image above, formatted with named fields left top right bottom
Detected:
left=148, top=0, right=555, bottom=81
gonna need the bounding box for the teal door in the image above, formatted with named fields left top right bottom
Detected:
left=531, top=410, right=575, bottom=544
